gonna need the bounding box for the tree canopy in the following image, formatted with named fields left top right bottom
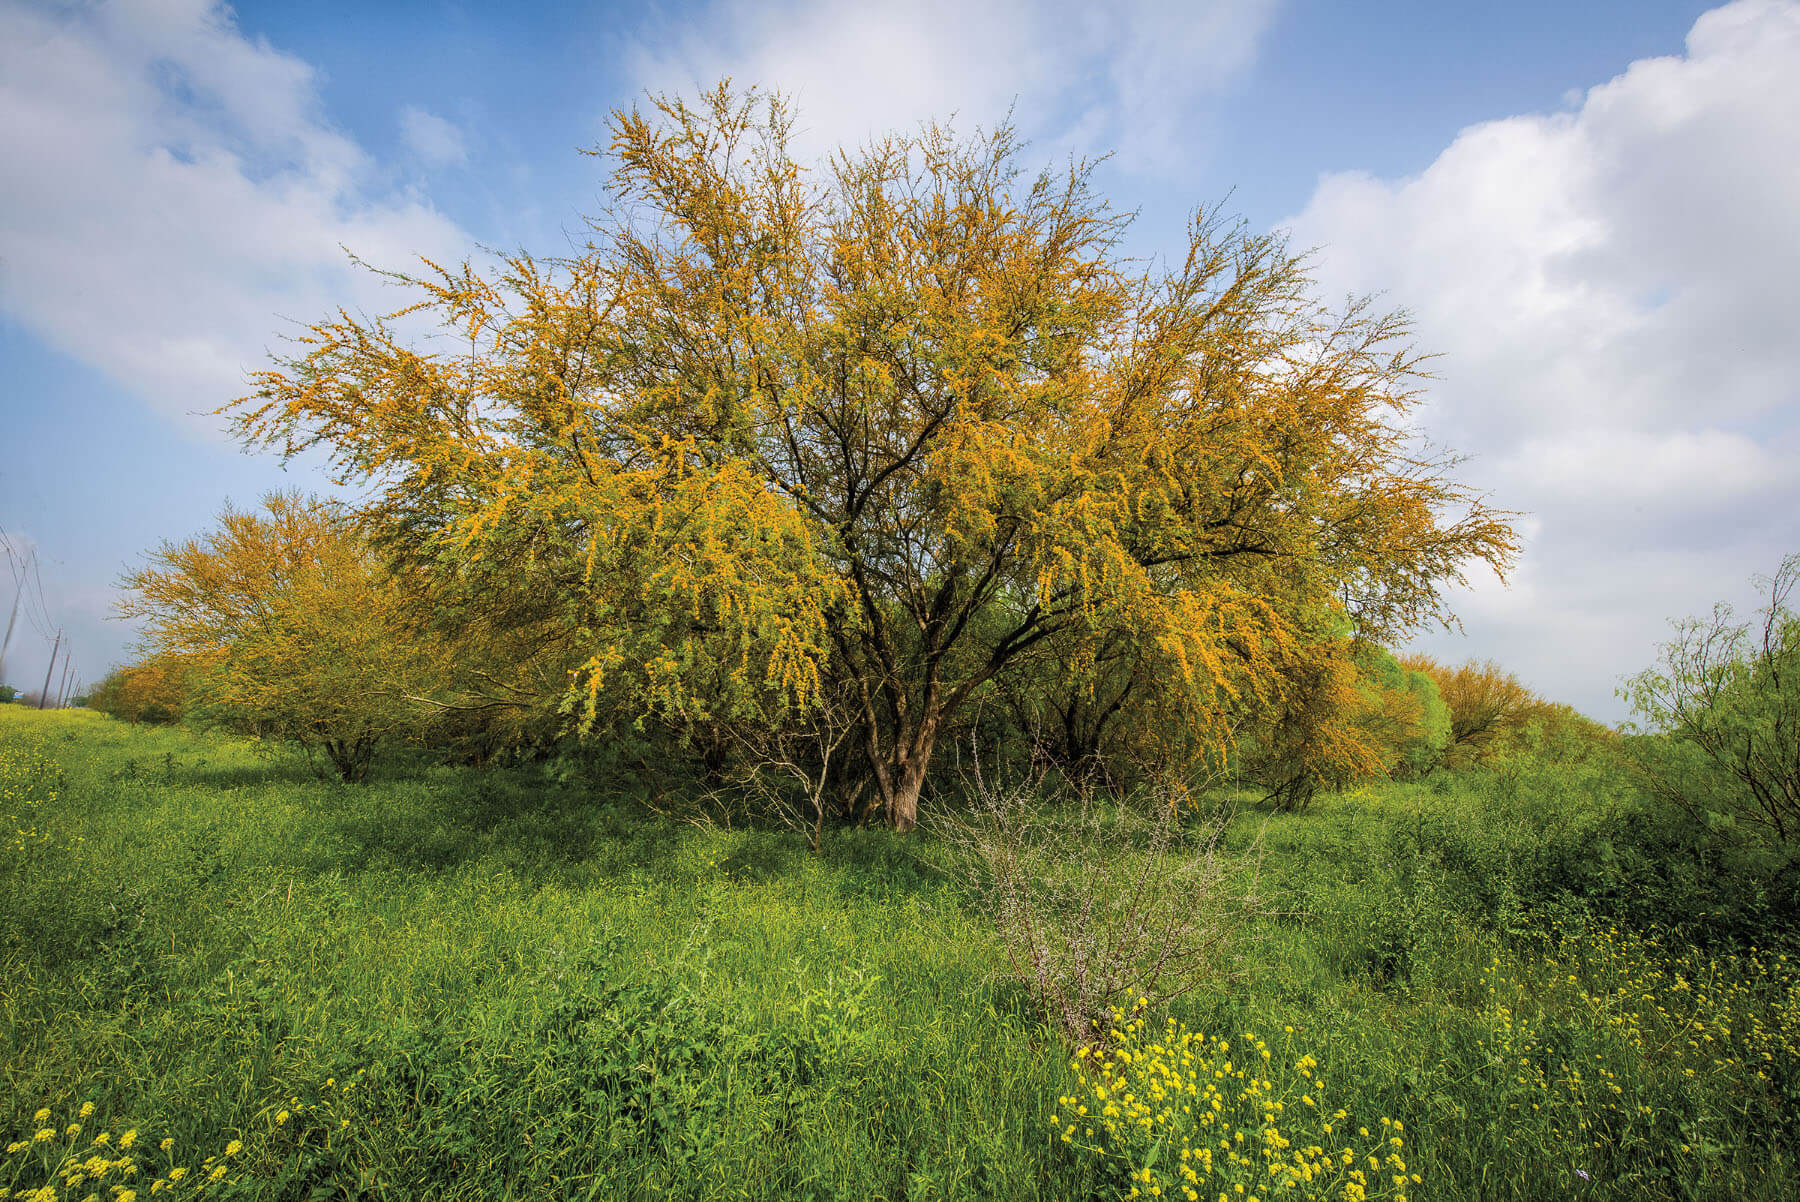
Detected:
left=227, top=85, right=1516, bottom=826
left=119, top=493, right=442, bottom=780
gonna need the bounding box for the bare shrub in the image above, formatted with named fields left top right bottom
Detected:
left=938, top=755, right=1263, bottom=1049
left=676, top=677, right=866, bottom=848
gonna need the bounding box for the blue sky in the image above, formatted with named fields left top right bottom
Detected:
left=3, top=0, right=1796, bottom=722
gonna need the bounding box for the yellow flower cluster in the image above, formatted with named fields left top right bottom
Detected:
left=2, top=1072, right=366, bottom=1202
left=1473, top=920, right=1800, bottom=1168
left=257, top=1069, right=365, bottom=1144
left=0, top=1103, right=237, bottom=1201
left=0, top=733, right=80, bottom=857
left=1053, top=1003, right=1417, bottom=1202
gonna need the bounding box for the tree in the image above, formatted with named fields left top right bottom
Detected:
left=1405, top=654, right=1613, bottom=773
left=0, top=684, right=17, bottom=704
left=1236, top=638, right=1447, bottom=809
left=119, top=494, right=446, bottom=780
left=230, top=86, right=1516, bottom=828
left=1623, top=553, right=1800, bottom=847
left=1353, top=646, right=1451, bottom=780
left=1401, top=655, right=1536, bottom=770
left=85, top=656, right=192, bottom=724
left=1241, top=637, right=1380, bottom=810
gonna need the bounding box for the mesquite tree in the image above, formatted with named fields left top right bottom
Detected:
left=230, top=86, right=1515, bottom=829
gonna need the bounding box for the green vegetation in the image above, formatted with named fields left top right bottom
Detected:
left=1623, top=552, right=1800, bottom=848
left=19, top=88, right=1800, bottom=1202
left=5, top=705, right=1797, bottom=1200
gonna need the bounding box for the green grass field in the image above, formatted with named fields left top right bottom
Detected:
left=3, top=706, right=1796, bottom=1200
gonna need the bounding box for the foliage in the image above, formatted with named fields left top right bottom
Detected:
left=117, top=493, right=448, bottom=781
left=1239, top=641, right=1450, bottom=810
left=0, top=685, right=18, bottom=704
left=1238, top=637, right=1375, bottom=811
left=84, top=655, right=193, bottom=725
left=1622, top=553, right=1800, bottom=848
left=1350, top=646, right=1450, bottom=780
left=1402, top=654, right=1617, bottom=777
left=1056, top=1005, right=1417, bottom=1202
left=228, top=84, right=1515, bottom=829
left=1400, top=655, right=1535, bottom=769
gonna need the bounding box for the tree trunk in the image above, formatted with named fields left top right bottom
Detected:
left=326, top=736, right=374, bottom=783
left=888, top=751, right=931, bottom=832
left=869, top=717, right=940, bottom=833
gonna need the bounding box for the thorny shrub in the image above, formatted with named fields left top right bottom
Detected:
left=942, top=762, right=1264, bottom=1048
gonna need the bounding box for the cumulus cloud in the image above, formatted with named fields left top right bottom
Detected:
left=1283, top=0, right=1800, bottom=719
left=0, top=0, right=470, bottom=436
left=618, top=0, right=1277, bottom=169
left=399, top=104, right=468, bottom=168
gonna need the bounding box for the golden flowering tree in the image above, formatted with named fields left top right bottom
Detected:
left=1400, top=655, right=1541, bottom=769
left=85, top=654, right=193, bottom=724
left=231, top=86, right=1515, bottom=828
left=120, top=493, right=442, bottom=781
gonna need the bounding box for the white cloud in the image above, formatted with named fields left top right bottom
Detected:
left=0, top=0, right=471, bottom=436
left=399, top=104, right=468, bottom=168
left=618, top=0, right=1277, bottom=170
left=1284, top=0, right=1800, bottom=719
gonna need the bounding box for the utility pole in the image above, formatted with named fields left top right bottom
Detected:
left=38, top=628, right=60, bottom=710
left=0, top=581, right=17, bottom=685
left=57, top=654, right=74, bottom=708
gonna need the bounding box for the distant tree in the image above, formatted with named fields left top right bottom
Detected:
left=1355, top=646, right=1451, bottom=779
left=230, top=85, right=1516, bottom=829
left=119, top=493, right=447, bottom=781
left=1242, top=639, right=1450, bottom=809
left=0, top=684, right=17, bottom=704
left=86, top=657, right=192, bottom=724
left=1623, top=554, right=1800, bottom=847
left=1401, top=655, right=1537, bottom=770
left=1403, top=654, right=1613, bottom=773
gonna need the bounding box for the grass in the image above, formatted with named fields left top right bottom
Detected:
left=2, top=705, right=1796, bottom=1200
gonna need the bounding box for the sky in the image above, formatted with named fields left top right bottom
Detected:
left=2, top=0, right=1796, bottom=722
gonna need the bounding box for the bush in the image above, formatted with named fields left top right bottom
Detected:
left=1622, top=553, right=1800, bottom=849
left=943, top=766, right=1263, bottom=1047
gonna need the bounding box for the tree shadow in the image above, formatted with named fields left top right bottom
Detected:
left=115, top=751, right=319, bottom=790
left=307, top=766, right=697, bottom=883
left=818, top=826, right=955, bottom=904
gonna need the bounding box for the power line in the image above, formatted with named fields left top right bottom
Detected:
left=25, top=548, right=55, bottom=642
left=1, top=528, right=63, bottom=644
left=0, top=563, right=18, bottom=682
left=0, top=535, right=35, bottom=668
